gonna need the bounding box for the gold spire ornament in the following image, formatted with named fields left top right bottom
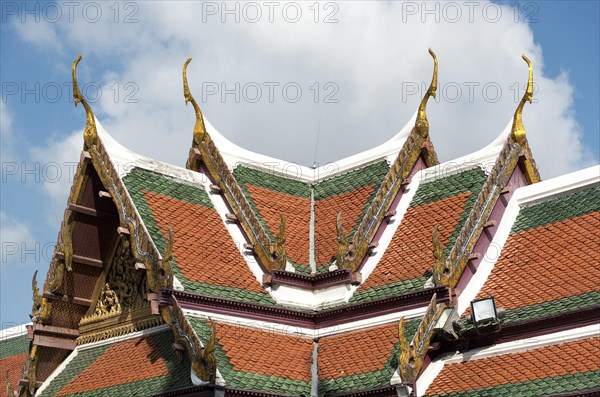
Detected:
left=335, top=211, right=349, bottom=269
left=397, top=317, right=412, bottom=381
left=72, top=55, right=98, bottom=148
left=273, top=213, right=287, bottom=270
left=415, top=48, right=438, bottom=137
left=183, top=57, right=208, bottom=145
left=511, top=54, right=534, bottom=145
left=199, top=319, right=218, bottom=383
left=145, top=227, right=175, bottom=292
left=431, top=225, right=448, bottom=286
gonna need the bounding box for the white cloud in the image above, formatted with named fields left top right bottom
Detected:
left=29, top=131, right=82, bottom=226
left=13, top=1, right=596, bottom=180
left=1, top=102, right=15, bottom=162
left=0, top=211, right=34, bottom=266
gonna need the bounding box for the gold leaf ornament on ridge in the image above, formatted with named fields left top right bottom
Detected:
left=273, top=213, right=287, bottom=270
left=511, top=54, right=534, bottom=145
left=335, top=211, right=349, bottom=269
left=72, top=55, right=98, bottom=148
left=183, top=56, right=208, bottom=145
left=415, top=48, right=438, bottom=137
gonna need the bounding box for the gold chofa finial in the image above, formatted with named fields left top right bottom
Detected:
left=183, top=57, right=207, bottom=145
left=72, top=55, right=98, bottom=148
left=415, top=48, right=438, bottom=137
left=511, top=54, right=534, bottom=145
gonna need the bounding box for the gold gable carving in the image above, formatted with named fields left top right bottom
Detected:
left=398, top=294, right=444, bottom=383
left=77, top=235, right=160, bottom=345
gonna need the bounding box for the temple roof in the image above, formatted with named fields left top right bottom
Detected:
left=36, top=327, right=192, bottom=397
left=424, top=333, right=600, bottom=397
left=16, top=53, right=598, bottom=397
left=1, top=326, right=29, bottom=397
left=473, top=185, right=599, bottom=325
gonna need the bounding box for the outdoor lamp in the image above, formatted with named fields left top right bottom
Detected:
left=470, top=297, right=498, bottom=323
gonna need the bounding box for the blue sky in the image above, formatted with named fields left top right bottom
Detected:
left=1, top=1, right=598, bottom=329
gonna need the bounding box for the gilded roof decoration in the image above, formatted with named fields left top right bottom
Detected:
left=511, top=54, right=534, bottom=146
left=72, top=55, right=98, bottom=149
left=272, top=213, right=288, bottom=270
left=165, top=298, right=217, bottom=383
left=398, top=294, right=444, bottom=383
left=183, top=56, right=207, bottom=145
left=182, top=57, right=277, bottom=274
left=335, top=211, right=350, bottom=269
left=415, top=48, right=438, bottom=137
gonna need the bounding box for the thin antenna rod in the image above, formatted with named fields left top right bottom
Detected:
left=312, top=117, right=321, bottom=168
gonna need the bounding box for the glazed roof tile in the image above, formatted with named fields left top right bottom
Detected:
left=318, top=319, right=419, bottom=394
left=246, top=184, right=311, bottom=265
left=314, top=160, right=389, bottom=269
left=350, top=168, right=487, bottom=304
left=189, top=318, right=313, bottom=395
left=38, top=328, right=192, bottom=397
left=0, top=334, right=29, bottom=397
left=233, top=161, right=389, bottom=273
left=123, top=167, right=275, bottom=305
left=424, top=337, right=600, bottom=397
left=474, top=186, right=600, bottom=323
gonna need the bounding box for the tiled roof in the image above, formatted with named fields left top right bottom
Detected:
left=234, top=165, right=312, bottom=272
left=38, top=328, right=192, bottom=397
left=474, top=186, right=600, bottom=324
left=233, top=161, right=389, bottom=273
left=318, top=319, right=419, bottom=395
left=0, top=335, right=29, bottom=397
left=350, top=168, right=487, bottom=303
left=123, top=167, right=275, bottom=305
left=314, top=160, right=389, bottom=269
left=189, top=318, right=313, bottom=395
left=246, top=184, right=311, bottom=266
left=424, top=336, right=600, bottom=397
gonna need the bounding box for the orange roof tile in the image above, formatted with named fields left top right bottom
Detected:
left=360, top=193, right=471, bottom=289
left=144, top=190, right=268, bottom=294
left=1, top=353, right=26, bottom=397
left=426, top=337, right=600, bottom=395
left=314, top=184, right=375, bottom=265
left=245, top=184, right=311, bottom=265
left=215, top=323, right=313, bottom=381
left=56, top=336, right=169, bottom=396
left=318, top=323, right=397, bottom=380
left=476, top=212, right=600, bottom=309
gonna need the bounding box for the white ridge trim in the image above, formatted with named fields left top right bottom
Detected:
left=0, top=322, right=30, bottom=340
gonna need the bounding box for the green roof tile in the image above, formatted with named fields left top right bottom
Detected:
left=318, top=319, right=420, bottom=394
left=410, top=168, right=488, bottom=208
left=349, top=277, right=429, bottom=304
left=425, top=371, right=600, bottom=397
left=124, top=167, right=213, bottom=208
left=39, top=329, right=192, bottom=397
left=122, top=167, right=276, bottom=306
left=0, top=334, right=29, bottom=359
left=348, top=168, right=487, bottom=304
left=512, top=186, right=600, bottom=234
left=314, top=160, right=389, bottom=200
left=190, top=318, right=312, bottom=396
left=233, top=165, right=311, bottom=198
left=503, top=291, right=600, bottom=324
